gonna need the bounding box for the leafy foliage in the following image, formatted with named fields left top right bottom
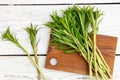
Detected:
left=45, top=6, right=111, bottom=80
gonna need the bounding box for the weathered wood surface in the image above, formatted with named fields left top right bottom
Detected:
left=0, top=56, right=119, bottom=80
left=0, top=5, right=120, bottom=55
left=0, top=1, right=119, bottom=80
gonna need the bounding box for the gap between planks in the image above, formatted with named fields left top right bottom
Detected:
left=0, top=2, right=120, bottom=6
left=0, top=54, right=47, bottom=56
left=0, top=54, right=119, bottom=56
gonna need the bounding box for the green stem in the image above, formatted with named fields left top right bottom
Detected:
left=33, top=46, right=41, bottom=80
left=18, top=44, right=47, bottom=80
left=85, top=34, right=94, bottom=80
left=90, top=14, right=98, bottom=80
left=89, top=37, right=111, bottom=79
left=93, top=30, right=98, bottom=80
left=96, top=48, right=110, bottom=71
left=97, top=48, right=112, bottom=78
left=89, top=54, right=94, bottom=80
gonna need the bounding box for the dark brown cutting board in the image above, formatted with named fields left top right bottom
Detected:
left=45, top=35, right=117, bottom=75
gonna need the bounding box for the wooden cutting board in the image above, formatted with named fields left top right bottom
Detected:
left=45, top=35, right=117, bottom=75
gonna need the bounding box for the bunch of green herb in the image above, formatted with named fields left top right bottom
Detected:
left=2, top=25, right=47, bottom=80
left=45, top=6, right=111, bottom=80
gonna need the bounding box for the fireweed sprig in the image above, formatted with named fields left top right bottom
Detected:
left=24, top=24, right=41, bottom=80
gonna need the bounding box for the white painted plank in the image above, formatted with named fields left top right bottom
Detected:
left=0, top=5, right=119, bottom=55
left=0, top=5, right=119, bottom=36
left=0, top=0, right=119, bottom=4
left=113, top=56, right=120, bottom=80
left=0, top=56, right=119, bottom=80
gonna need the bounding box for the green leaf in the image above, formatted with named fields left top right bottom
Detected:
left=56, top=45, right=71, bottom=50
left=64, top=49, right=77, bottom=54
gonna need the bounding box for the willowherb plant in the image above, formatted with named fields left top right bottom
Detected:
left=45, top=6, right=111, bottom=80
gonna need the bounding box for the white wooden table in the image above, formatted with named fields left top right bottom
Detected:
left=0, top=0, right=120, bottom=80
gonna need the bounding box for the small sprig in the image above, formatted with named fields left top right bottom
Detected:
left=24, top=24, right=41, bottom=80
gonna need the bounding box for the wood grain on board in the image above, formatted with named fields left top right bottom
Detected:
left=45, top=35, right=117, bottom=75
